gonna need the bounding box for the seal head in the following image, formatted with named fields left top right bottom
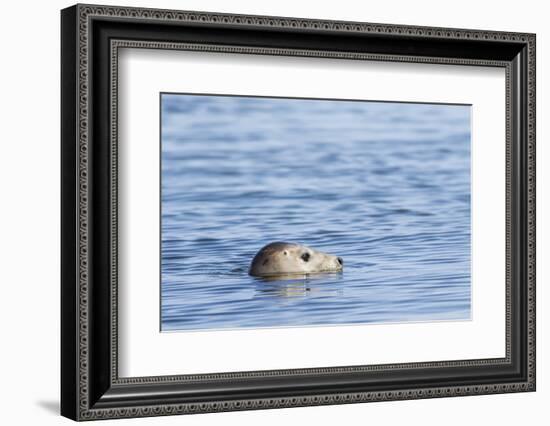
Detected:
left=249, top=242, right=343, bottom=277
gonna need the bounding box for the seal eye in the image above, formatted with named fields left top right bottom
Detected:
left=301, top=252, right=310, bottom=262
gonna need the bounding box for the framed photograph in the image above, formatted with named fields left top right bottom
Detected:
left=61, top=4, right=536, bottom=421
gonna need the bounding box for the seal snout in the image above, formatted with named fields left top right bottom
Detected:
left=337, top=257, right=344, bottom=266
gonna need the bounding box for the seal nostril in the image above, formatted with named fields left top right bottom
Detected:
left=337, top=257, right=343, bottom=265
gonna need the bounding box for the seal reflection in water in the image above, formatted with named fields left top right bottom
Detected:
left=249, top=242, right=343, bottom=278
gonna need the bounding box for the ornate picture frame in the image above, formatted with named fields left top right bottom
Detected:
left=61, top=3, right=536, bottom=421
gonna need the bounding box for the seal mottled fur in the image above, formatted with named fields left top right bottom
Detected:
left=249, top=242, right=343, bottom=277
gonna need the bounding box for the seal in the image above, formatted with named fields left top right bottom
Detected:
left=249, top=242, right=343, bottom=277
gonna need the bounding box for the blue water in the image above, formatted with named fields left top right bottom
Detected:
left=161, top=94, right=471, bottom=332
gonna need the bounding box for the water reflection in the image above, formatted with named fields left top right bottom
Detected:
left=254, top=273, right=345, bottom=298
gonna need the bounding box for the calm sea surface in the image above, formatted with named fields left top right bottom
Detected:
left=161, top=94, right=471, bottom=331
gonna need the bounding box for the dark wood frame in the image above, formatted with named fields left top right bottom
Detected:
left=61, top=3, right=536, bottom=421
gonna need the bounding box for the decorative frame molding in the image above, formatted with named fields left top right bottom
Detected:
left=61, top=3, right=535, bottom=421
